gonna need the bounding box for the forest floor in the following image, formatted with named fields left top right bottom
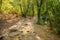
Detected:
left=0, top=14, right=60, bottom=40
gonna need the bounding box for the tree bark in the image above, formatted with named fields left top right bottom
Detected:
left=36, top=0, right=43, bottom=24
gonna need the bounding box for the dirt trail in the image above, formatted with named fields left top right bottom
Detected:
left=0, top=17, right=60, bottom=40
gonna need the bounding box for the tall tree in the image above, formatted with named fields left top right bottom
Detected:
left=0, top=0, right=2, bottom=13
left=46, top=0, right=59, bottom=30
left=31, top=2, right=34, bottom=17
left=20, top=0, right=30, bottom=18
left=36, top=0, right=43, bottom=24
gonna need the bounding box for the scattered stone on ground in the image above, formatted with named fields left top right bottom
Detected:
left=0, top=17, right=60, bottom=40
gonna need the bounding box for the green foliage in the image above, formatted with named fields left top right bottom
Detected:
left=1, top=0, right=60, bottom=35
left=53, top=3, right=60, bottom=34
left=46, top=0, right=60, bottom=34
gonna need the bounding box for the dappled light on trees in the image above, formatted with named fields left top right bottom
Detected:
left=0, top=0, right=60, bottom=40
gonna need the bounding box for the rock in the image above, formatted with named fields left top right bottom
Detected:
left=0, top=36, right=4, bottom=40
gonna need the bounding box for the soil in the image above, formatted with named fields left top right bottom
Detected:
left=0, top=14, right=60, bottom=40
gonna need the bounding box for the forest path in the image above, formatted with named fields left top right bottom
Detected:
left=0, top=17, right=60, bottom=40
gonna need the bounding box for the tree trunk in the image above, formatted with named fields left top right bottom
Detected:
left=24, top=0, right=30, bottom=18
left=36, top=0, right=43, bottom=24
left=32, top=3, right=34, bottom=17
left=0, top=0, right=2, bottom=13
